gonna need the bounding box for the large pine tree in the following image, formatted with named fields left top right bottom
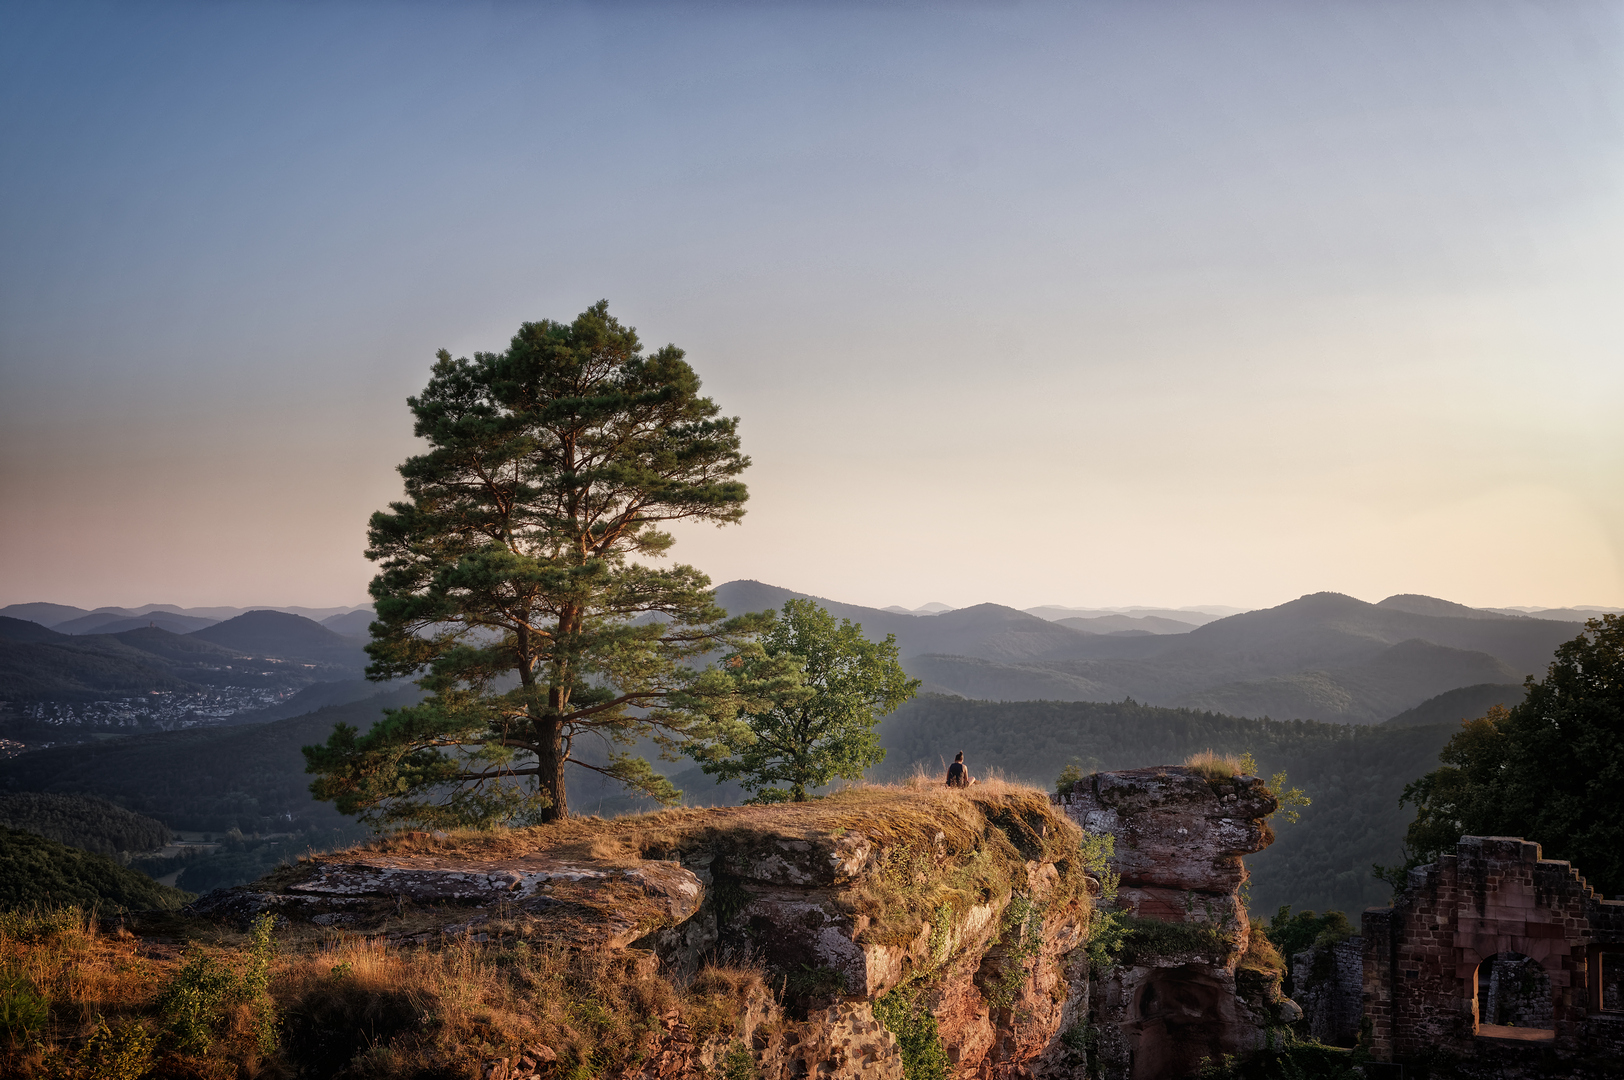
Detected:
left=304, top=302, right=788, bottom=825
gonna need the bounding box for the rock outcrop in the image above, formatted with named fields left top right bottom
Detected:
left=1055, top=766, right=1286, bottom=1080
left=190, top=786, right=1095, bottom=1080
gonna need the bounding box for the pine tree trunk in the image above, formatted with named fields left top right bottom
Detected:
left=537, top=711, right=568, bottom=821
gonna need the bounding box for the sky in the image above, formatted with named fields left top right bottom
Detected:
left=2, top=0, right=1621, bottom=613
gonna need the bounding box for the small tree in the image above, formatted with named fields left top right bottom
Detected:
left=691, top=598, right=919, bottom=802
left=303, top=302, right=789, bottom=825
left=1379, top=614, right=1624, bottom=896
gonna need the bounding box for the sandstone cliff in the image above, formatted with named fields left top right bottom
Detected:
left=131, top=769, right=1293, bottom=1080
left=188, top=783, right=1095, bottom=1079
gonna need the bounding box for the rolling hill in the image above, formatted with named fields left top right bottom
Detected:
left=0, top=611, right=366, bottom=702
left=717, top=584, right=1581, bottom=724
left=189, top=610, right=366, bottom=667
left=1383, top=682, right=1526, bottom=728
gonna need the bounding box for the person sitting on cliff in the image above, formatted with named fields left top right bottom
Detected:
left=946, top=751, right=975, bottom=788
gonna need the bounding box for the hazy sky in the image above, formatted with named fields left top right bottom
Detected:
left=2, top=1, right=1621, bottom=612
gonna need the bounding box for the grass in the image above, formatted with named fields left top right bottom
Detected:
left=0, top=901, right=771, bottom=1079
left=1183, top=750, right=1245, bottom=779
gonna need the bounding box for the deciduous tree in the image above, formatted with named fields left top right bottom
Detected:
left=1380, top=614, right=1624, bottom=896
left=303, top=302, right=786, bottom=825
left=690, top=599, right=918, bottom=802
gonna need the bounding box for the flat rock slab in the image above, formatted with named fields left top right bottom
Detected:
left=190, top=854, right=703, bottom=951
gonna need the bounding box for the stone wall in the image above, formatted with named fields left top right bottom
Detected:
left=1290, top=937, right=1362, bottom=1047
left=1362, top=835, right=1624, bottom=1076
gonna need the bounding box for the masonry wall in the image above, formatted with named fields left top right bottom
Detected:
left=1362, top=835, right=1624, bottom=1073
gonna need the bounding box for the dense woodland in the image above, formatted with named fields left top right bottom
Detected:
left=0, top=827, right=191, bottom=910
left=871, top=695, right=1458, bottom=914
left=0, top=792, right=169, bottom=856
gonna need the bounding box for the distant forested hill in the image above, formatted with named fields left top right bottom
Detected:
left=870, top=694, right=1455, bottom=915
left=0, top=792, right=169, bottom=856
left=1383, top=682, right=1525, bottom=728
left=714, top=582, right=1579, bottom=725
left=0, top=611, right=366, bottom=702
left=0, top=827, right=192, bottom=911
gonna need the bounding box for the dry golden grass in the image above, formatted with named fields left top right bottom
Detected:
left=1, top=905, right=767, bottom=1080
left=1182, top=749, right=1244, bottom=779
left=1238, top=917, right=1286, bottom=977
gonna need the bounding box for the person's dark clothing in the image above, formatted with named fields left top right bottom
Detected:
left=946, top=761, right=967, bottom=788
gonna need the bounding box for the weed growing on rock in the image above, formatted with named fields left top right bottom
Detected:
left=1184, top=750, right=1244, bottom=779
left=718, top=1041, right=757, bottom=1080
left=986, top=894, right=1045, bottom=1010
left=873, top=988, right=950, bottom=1080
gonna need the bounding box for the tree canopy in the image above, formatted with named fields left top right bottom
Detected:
left=1384, top=614, right=1624, bottom=896
left=303, top=302, right=787, bottom=824
left=690, top=598, right=918, bottom=802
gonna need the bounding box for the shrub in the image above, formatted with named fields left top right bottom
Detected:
left=0, top=970, right=49, bottom=1040
left=873, top=989, right=949, bottom=1080
left=158, top=911, right=277, bottom=1055
left=43, top=1016, right=155, bottom=1080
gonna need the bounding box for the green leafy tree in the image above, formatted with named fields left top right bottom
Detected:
left=1378, top=615, right=1624, bottom=896
left=303, top=302, right=787, bottom=825
left=692, top=599, right=919, bottom=802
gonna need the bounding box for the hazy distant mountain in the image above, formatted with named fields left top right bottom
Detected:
left=1383, top=682, right=1527, bottom=728
left=1055, top=614, right=1196, bottom=635
left=1483, top=606, right=1621, bottom=622
left=110, top=627, right=247, bottom=668
left=0, top=603, right=94, bottom=628
left=188, top=610, right=366, bottom=668
left=1025, top=605, right=1240, bottom=626
left=1374, top=594, right=1514, bottom=620
left=0, top=602, right=372, bottom=629
left=319, top=609, right=375, bottom=637
left=714, top=581, right=1097, bottom=664
left=722, top=584, right=1583, bottom=724
left=56, top=612, right=219, bottom=635
left=0, top=631, right=196, bottom=700
left=1169, top=638, right=1519, bottom=724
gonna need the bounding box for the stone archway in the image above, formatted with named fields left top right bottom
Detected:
left=1124, top=964, right=1233, bottom=1080
left=1473, top=951, right=1553, bottom=1034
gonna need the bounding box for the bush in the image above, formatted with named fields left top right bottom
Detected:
left=158, top=911, right=276, bottom=1055
left=0, top=970, right=49, bottom=1040
left=873, top=989, right=950, bottom=1080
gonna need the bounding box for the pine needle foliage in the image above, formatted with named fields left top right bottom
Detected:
left=304, top=302, right=792, bottom=824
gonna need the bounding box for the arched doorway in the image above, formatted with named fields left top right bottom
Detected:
left=1474, top=952, right=1554, bottom=1037
left=1124, top=964, right=1232, bottom=1080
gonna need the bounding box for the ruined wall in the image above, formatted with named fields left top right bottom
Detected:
left=1362, top=835, right=1624, bottom=1076
left=1054, top=767, right=1286, bottom=1080
left=1289, top=937, right=1362, bottom=1047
